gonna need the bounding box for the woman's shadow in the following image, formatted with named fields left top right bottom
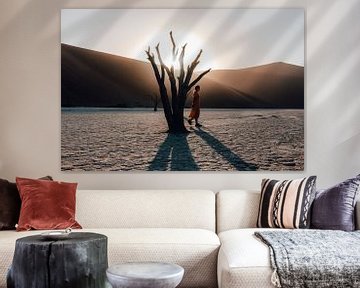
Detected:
left=192, top=127, right=257, bottom=171
left=148, top=133, right=199, bottom=171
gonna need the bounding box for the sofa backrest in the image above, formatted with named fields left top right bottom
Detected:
left=76, top=190, right=216, bottom=231
left=217, top=190, right=360, bottom=232
left=216, top=190, right=260, bottom=233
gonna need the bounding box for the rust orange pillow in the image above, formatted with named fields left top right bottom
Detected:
left=16, top=177, right=82, bottom=231
left=0, top=176, right=53, bottom=230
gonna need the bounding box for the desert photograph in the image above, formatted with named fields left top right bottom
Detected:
left=61, top=8, right=304, bottom=171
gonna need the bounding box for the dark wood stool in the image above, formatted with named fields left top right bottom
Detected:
left=7, top=232, right=108, bottom=288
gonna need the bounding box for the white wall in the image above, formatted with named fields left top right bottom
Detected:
left=0, top=0, right=359, bottom=190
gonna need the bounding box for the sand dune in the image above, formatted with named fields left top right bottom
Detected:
left=62, top=44, right=158, bottom=107
left=205, top=63, right=304, bottom=108
left=62, top=44, right=304, bottom=109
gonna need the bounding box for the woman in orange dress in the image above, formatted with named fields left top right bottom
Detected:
left=188, top=85, right=202, bottom=127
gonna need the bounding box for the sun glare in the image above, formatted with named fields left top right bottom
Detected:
left=182, top=34, right=202, bottom=58
left=165, top=33, right=208, bottom=72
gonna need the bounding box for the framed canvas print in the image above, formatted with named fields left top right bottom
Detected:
left=61, top=8, right=304, bottom=171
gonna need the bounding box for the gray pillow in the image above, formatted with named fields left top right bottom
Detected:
left=311, top=174, right=360, bottom=231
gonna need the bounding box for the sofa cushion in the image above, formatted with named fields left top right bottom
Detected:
left=0, top=228, right=220, bottom=288
left=218, top=228, right=280, bottom=288
left=76, top=190, right=216, bottom=231
left=257, top=177, right=317, bottom=229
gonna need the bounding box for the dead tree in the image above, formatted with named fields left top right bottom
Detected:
left=146, top=93, right=160, bottom=111
left=152, top=93, right=159, bottom=111
left=146, top=31, right=211, bottom=133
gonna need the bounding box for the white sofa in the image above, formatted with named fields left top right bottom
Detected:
left=216, top=190, right=360, bottom=288
left=0, top=190, right=219, bottom=288
left=216, top=190, right=273, bottom=288
left=1, top=189, right=359, bottom=288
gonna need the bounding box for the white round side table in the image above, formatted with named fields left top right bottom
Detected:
left=106, top=262, right=184, bottom=288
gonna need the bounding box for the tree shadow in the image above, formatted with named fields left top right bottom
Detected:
left=148, top=134, right=199, bottom=171
left=193, top=127, right=258, bottom=171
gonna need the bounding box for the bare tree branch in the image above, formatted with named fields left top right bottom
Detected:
left=193, top=49, right=203, bottom=65
left=154, top=44, right=170, bottom=76
left=145, top=47, right=162, bottom=83
left=155, top=42, right=178, bottom=111
left=189, top=68, right=212, bottom=90
left=184, top=49, right=203, bottom=85
left=178, top=44, right=187, bottom=85
left=145, top=46, right=173, bottom=121
left=169, top=31, right=179, bottom=61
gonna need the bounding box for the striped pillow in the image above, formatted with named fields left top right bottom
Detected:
left=257, top=176, right=317, bottom=229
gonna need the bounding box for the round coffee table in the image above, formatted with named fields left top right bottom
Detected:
left=106, top=262, right=184, bottom=288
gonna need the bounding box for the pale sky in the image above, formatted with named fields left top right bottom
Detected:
left=61, top=8, right=304, bottom=71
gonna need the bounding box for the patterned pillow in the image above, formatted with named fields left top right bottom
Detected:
left=257, top=176, right=317, bottom=229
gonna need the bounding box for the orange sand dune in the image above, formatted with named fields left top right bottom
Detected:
left=205, top=63, right=304, bottom=108
left=62, top=44, right=158, bottom=107
left=62, top=44, right=304, bottom=109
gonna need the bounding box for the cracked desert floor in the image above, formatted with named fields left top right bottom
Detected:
left=61, top=108, right=304, bottom=171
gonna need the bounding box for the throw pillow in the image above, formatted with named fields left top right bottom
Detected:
left=16, top=177, right=82, bottom=231
left=311, top=174, right=360, bottom=231
left=257, top=176, right=317, bottom=229
left=0, top=179, right=20, bottom=230
left=0, top=176, right=52, bottom=230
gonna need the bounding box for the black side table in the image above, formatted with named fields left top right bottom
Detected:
left=7, top=232, right=108, bottom=288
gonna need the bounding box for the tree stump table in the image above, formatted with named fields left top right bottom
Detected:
left=7, top=232, right=108, bottom=288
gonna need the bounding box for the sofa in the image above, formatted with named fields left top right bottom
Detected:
left=0, top=190, right=219, bottom=288
left=0, top=189, right=359, bottom=288
left=217, top=190, right=360, bottom=288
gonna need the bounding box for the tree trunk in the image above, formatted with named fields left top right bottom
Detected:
left=159, top=87, right=173, bottom=132
left=170, top=109, right=188, bottom=133
left=7, top=232, right=108, bottom=288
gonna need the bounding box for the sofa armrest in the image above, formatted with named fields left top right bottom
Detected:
left=356, top=200, right=360, bottom=230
